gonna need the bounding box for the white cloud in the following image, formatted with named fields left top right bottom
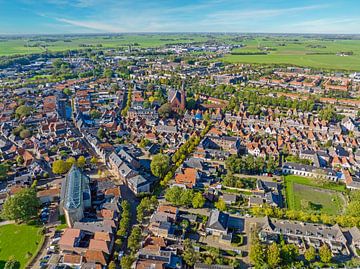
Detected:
left=56, top=18, right=123, bottom=32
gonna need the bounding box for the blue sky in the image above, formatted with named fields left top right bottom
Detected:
left=1, top=0, right=359, bottom=34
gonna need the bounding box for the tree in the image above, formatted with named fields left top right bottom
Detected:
left=16, top=155, right=24, bottom=166
left=267, top=243, right=280, bottom=267
left=19, top=129, right=31, bottom=139
left=182, top=239, right=199, bottom=266
left=77, top=156, right=86, bottom=168
left=158, top=103, right=173, bottom=118
left=90, top=156, right=98, bottom=165
left=192, top=192, right=205, bottom=208
left=15, top=105, right=32, bottom=118
left=1, top=188, right=39, bottom=222
left=150, top=154, right=169, bottom=178
left=121, top=255, right=135, bottom=269
left=108, top=261, right=116, bottom=269
left=63, top=88, right=72, bottom=96
left=346, top=200, right=360, bottom=217
left=52, top=159, right=70, bottom=174
left=66, top=157, right=76, bottom=167
left=128, top=226, right=142, bottom=252
left=319, top=244, right=332, bottom=263
left=97, top=128, right=106, bottom=140
left=186, top=97, right=197, bottom=110
left=304, top=246, right=316, bottom=262
left=0, top=164, right=9, bottom=180
left=249, top=234, right=265, bottom=265
left=215, top=198, right=227, bottom=211
left=4, top=257, right=19, bottom=269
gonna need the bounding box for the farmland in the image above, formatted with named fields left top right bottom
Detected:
left=0, top=34, right=208, bottom=56
left=222, top=37, right=360, bottom=71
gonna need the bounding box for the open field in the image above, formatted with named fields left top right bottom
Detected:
left=284, top=175, right=347, bottom=215
left=0, top=34, right=208, bottom=56
left=0, top=224, right=44, bottom=268
left=222, top=38, right=360, bottom=71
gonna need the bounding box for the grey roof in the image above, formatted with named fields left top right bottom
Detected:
left=207, top=210, right=229, bottom=232
left=128, top=175, right=149, bottom=188
left=109, top=152, right=123, bottom=168
left=73, top=220, right=114, bottom=233
left=349, top=227, right=360, bottom=244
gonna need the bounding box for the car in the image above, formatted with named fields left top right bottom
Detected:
left=118, top=251, right=124, bottom=259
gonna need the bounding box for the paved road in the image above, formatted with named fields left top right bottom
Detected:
left=29, top=227, right=55, bottom=269
left=0, top=220, right=15, bottom=226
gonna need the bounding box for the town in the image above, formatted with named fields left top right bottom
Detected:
left=0, top=32, right=360, bottom=269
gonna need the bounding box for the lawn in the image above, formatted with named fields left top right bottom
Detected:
left=284, top=175, right=347, bottom=215
left=0, top=224, right=44, bottom=269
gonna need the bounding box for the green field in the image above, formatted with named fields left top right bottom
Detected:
left=284, top=175, right=347, bottom=215
left=0, top=224, right=44, bottom=268
left=222, top=38, right=360, bottom=71
left=0, top=34, right=208, bottom=56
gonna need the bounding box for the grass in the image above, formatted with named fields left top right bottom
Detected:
left=284, top=175, right=346, bottom=215
left=0, top=224, right=44, bottom=269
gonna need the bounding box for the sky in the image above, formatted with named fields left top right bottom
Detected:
left=0, top=0, right=360, bottom=35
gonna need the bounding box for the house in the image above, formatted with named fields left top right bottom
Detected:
left=206, top=210, right=229, bottom=236
left=258, top=217, right=348, bottom=253
left=127, top=175, right=150, bottom=194
left=282, top=162, right=338, bottom=181
left=37, top=187, right=60, bottom=204
left=174, top=168, right=200, bottom=188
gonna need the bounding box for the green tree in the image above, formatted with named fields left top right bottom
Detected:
left=108, top=261, right=116, bottom=269
left=182, top=239, right=199, bottom=266
left=63, top=88, right=72, bottom=96
left=304, top=246, right=316, bottom=262
left=4, top=256, right=19, bottom=269
left=90, top=156, right=98, bottom=165
left=192, top=192, right=205, bottom=208
left=97, top=128, right=106, bottom=140
left=1, top=188, right=39, bottom=222
left=120, top=255, right=135, bottom=269
left=0, top=164, right=9, bottom=180
left=150, top=154, right=170, bottom=178
left=319, top=244, right=332, bottom=263
left=16, top=155, right=24, bottom=166
left=267, top=243, right=280, bottom=267
left=346, top=200, right=360, bottom=217
left=249, top=235, right=265, bottom=266
left=77, top=156, right=86, bottom=168
left=158, top=103, right=173, bottom=118
left=128, top=226, right=142, bottom=252
left=52, top=159, right=71, bottom=174
left=215, top=198, right=227, bottom=211
left=19, top=129, right=31, bottom=139
left=15, top=105, right=32, bottom=118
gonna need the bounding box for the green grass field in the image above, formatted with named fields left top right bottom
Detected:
left=0, top=224, right=44, bottom=269
left=0, top=34, right=208, bottom=56
left=222, top=38, right=360, bottom=71
left=284, top=175, right=347, bottom=215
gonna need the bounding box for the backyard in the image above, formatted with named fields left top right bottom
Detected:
left=284, top=175, right=347, bottom=215
left=0, top=224, right=44, bottom=269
